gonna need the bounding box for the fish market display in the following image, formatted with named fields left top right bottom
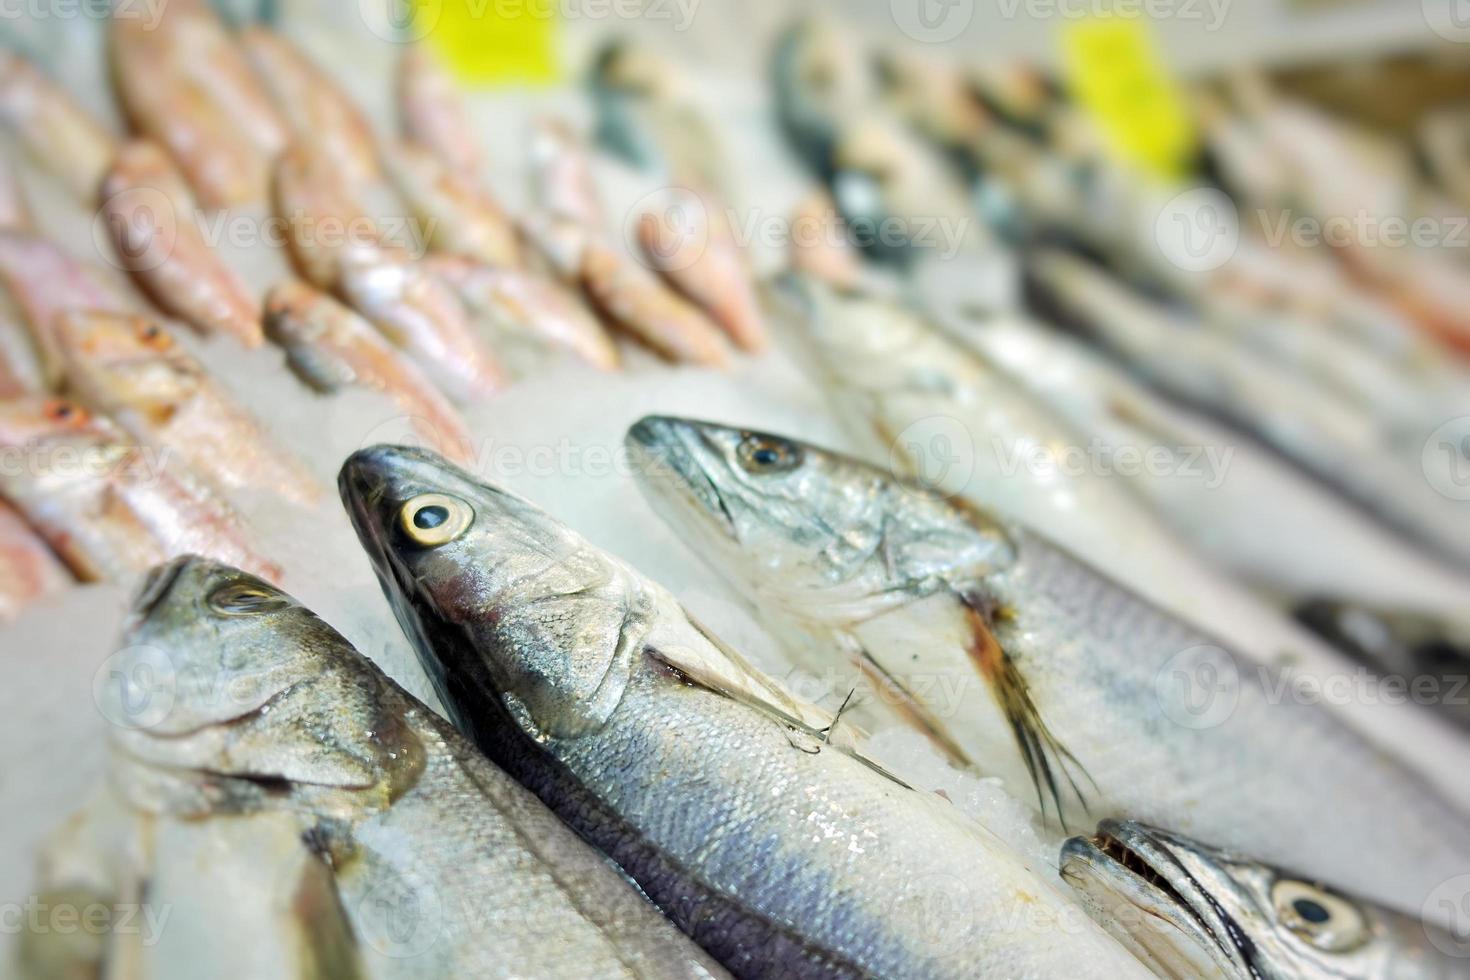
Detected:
left=1061, top=820, right=1465, bottom=979
left=24, top=556, right=731, bottom=979
left=341, top=443, right=1160, bottom=980
left=626, top=416, right=1470, bottom=914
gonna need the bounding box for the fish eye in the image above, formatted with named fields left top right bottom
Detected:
left=43, top=399, right=88, bottom=427
left=135, top=320, right=172, bottom=350
left=736, top=435, right=803, bottom=474
left=398, top=493, right=473, bottom=547
left=208, top=582, right=291, bottom=616
left=1271, top=879, right=1369, bottom=953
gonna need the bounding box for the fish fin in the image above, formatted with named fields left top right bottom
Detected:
left=831, top=630, right=975, bottom=769
left=956, top=589, right=1095, bottom=828
left=289, top=849, right=367, bottom=980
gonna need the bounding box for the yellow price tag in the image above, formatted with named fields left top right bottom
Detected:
left=413, top=0, right=560, bottom=86
left=1061, top=17, right=1195, bottom=180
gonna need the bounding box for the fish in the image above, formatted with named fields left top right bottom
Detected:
left=0, top=499, right=70, bottom=620
left=55, top=311, right=320, bottom=506
left=383, top=140, right=520, bottom=268
left=580, top=241, right=730, bottom=366
left=788, top=191, right=863, bottom=289
left=424, top=256, right=619, bottom=371
left=522, top=118, right=605, bottom=281
left=771, top=18, right=877, bottom=178
left=108, top=0, right=284, bottom=207
left=622, top=415, right=1470, bottom=916
left=263, top=279, right=475, bottom=463
left=75, top=555, right=734, bottom=979
left=0, top=396, right=277, bottom=583
left=1060, top=820, right=1466, bottom=979
left=273, top=143, right=505, bottom=402
left=339, top=443, right=1161, bottom=980
left=397, top=44, right=483, bottom=180
left=0, top=230, right=138, bottom=387
left=0, top=51, right=116, bottom=201
left=239, top=26, right=381, bottom=189
left=98, top=141, right=264, bottom=347
left=0, top=154, right=33, bottom=231
left=635, top=187, right=768, bottom=353
left=1027, top=250, right=1470, bottom=571
left=874, top=50, right=988, bottom=159
left=0, top=308, right=45, bottom=398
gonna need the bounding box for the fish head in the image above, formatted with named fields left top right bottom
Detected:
left=1060, top=820, right=1427, bottom=980
left=626, top=416, right=1013, bottom=624
left=55, top=312, right=195, bottom=409
left=107, top=555, right=424, bottom=815
left=0, top=396, right=122, bottom=453
left=340, top=445, right=647, bottom=741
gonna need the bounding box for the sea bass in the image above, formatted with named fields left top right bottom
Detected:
left=99, top=141, right=264, bottom=347
left=264, top=279, right=474, bottom=463
left=56, top=311, right=319, bottom=506
left=0, top=397, right=277, bottom=583
left=1061, top=820, right=1466, bottom=979
left=0, top=51, right=116, bottom=201
left=339, top=444, right=1159, bottom=980
left=57, top=555, right=733, bottom=979
left=623, top=415, right=1470, bottom=917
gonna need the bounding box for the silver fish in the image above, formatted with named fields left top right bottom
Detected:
left=85, top=556, right=733, bottom=979
left=1061, top=820, right=1466, bottom=979
left=623, top=415, right=1470, bottom=918
left=339, top=444, right=1159, bottom=980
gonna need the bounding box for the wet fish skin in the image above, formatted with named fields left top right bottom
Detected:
left=0, top=51, right=116, bottom=201
left=1061, top=820, right=1465, bottom=980
left=239, top=26, right=381, bottom=189
left=0, top=499, right=70, bottom=620
left=338, top=443, right=1160, bottom=980
left=99, top=141, right=264, bottom=347
left=0, top=397, right=277, bottom=583
left=384, top=140, right=520, bottom=267
left=55, top=310, right=319, bottom=506
left=425, top=255, right=619, bottom=371
left=581, top=241, right=730, bottom=367
left=398, top=44, right=483, bottom=180
left=108, top=555, right=732, bottom=980
left=636, top=188, right=768, bottom=353
left=0, top=230, right=137, bottom=387
left=263, top=279, right=475, bottom=463
left=623, top=415, right=1470, bottom=918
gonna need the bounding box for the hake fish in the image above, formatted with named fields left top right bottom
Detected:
left=339, top=443, right=1159, bottom=980
left=55, top=311, right=320, bottom=506
left=264, top=279, right=475, bottom=463
left=623, top=415, right=1470, bottom=918
left=1061, top=821, right=1466, bottom=979
left=78, top=555, right=733, bottom=979
left=0, top=397, right=277, bottom=583
left=99, top=141, right=264, bottom=347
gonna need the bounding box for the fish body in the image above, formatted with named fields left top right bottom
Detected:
left=397, top=45, right=482, bottom=179
left=264, top=279, right=474, bottom=462
left=0, top=308, right=45, bottom=397
left=239, top=26, right=380, bottom=189
left=636, top=188, right=768, bottom=352
left=1061, top=820, right=1466, bottom=979
left=99, top=141, right=263, bottom=346
left=425, top=256, right=618, bottom=371
left=624, top=415, right=1470, bottom=917
left=529, top=117, right=604, bottom=232
left=0, top=51, right=116, bottom=201
left=55, top=311, right=319, bottom=506
left=0, top=155, right=33, bottom=231
left=0, top=397, right=276, bottom=583
left=581, top=241, right=729, bottom=366
left=772, top=19, right=876, bottom=177
left=789, top=191, right=863, bottom=288
left=339, top=444, right=1160, bottom=980
left=384, top=140, right=520, bottom=267
left=0, top=499, right=70, bottom=620
left=83, top=556, right=733, bottom=979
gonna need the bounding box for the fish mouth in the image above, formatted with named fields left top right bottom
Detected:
left=127, top=554, right=195, bottom=623
left=1060, top=820, right=1250, bottom=980
left=625, top=416, right=739, bottom=542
